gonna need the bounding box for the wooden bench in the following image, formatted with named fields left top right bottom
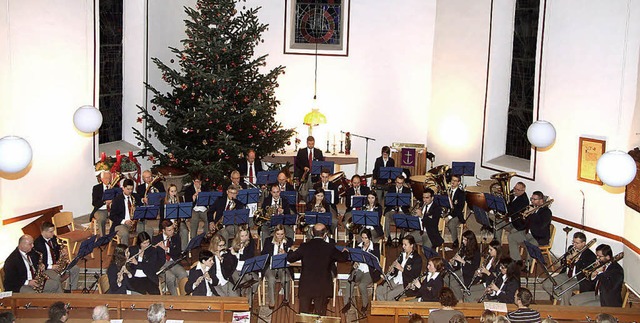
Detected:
left=1, top=293, right=249, bottom=322
left=370, top=301, right=640, bottom=323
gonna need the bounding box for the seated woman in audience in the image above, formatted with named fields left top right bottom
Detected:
left=485, top=257, right=520, bottom=303
left=427, top=287, right=464, bottom=323
left=128, top=232, right=162, bottom=295
left=185, top=250, right=217, bottom=296
left=106, top=243, right=132, bottom=294
left=414, top=256, right=444, bottom=302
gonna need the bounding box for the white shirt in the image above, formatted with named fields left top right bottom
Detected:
left=235, top=246, right=246, bottom=271
left=134, top=251, right=146, bottom=277
left=426, top=271, right=440, bottom=282
left=122, top=195, right=134, bottom=225
left=99, top=184, right=109, bottom=210
left=493, top=274, right=507, bottom=296
left=246, top=161, right=257, bottom=184
left=357, top=242, right=374, bottom=273
left=394, top=253, right=410, bottom=285
left=20, top=250, right=33, bottom=285
left=214, top=255, right=228, bottom=286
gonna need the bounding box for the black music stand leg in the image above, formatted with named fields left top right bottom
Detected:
left=81, top=257, right=90, bottom=294
left=267, top=269, right=297, bottom=317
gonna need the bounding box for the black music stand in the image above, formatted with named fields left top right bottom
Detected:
left=238, top=188, right=260, bottom=205
left=423, top=245, right=439, bottom=259
left=270, top=214, right=297, bottom=226
left=392, top=214, right=421, bottom=240
left=257, top=171, right=280, bottom=185
left=451, top=162, right=475, bottom=176
left=84, top=231, right=117, bottom=292
left=523, top=240, right=555, bottom=302
left=281, top=191, right=298, bottom=214
left=307, top=189, right=334, bottom=205
left=351, top=196, right=366, bottom=209
left=146, top=192, right=166, bottom=207
left=133, top=205, right=159, bottom=233
left=304, top=212, right=332, bottom=227
left=311, top=161, right=335, bottom=175
left=268, top=253, right=296, bottom=316
left=486, top=194, right=511, bottom=231
left=196, top=191, right=222, bottom=207
left=443, top=256, right=470, bottom=297
left=165, top=202, right=192, bottom=220
left=379, top=167, right=403, bottom=181
left=352, top=210, right=380, bottom=228
left=222, top=209, right=250, bottom=238
left=234, top=254, right=269, bottom=323
left=434, top=195, right=451, bottom=209
left=66, top=235, right=96, bottom=294
left=385, top=193, right=411, bottom=246
left=473, top=207, right=494, bottom=244
left=102, top=188, right=122, bottom=201
left=157, top=233, right=206, bottom=276
left=340, top=247, right=368, bottom=318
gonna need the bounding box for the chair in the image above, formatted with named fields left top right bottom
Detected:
left=52, top=211, right=94, bottom=258
left=177, top=276, right=188, bottom=296
left=0, top=267, right=4, bottom=292
left=622, top=283, right=630, bottom=308
left=97, top=274, right=109, bottom=294
left=372, top=255, right=386, bottom=301
left=530, top=224, right=556, bottom=272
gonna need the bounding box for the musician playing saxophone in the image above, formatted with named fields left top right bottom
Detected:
left=137, top=170, right=166, bottom=205
left=109, top=179, right=142, bottom=246
left=507, top=191, right=552, bottom=262
left=3, top=235, right=62, bottom=293
left=260, top=185, right=294, bottom=242
left=208, top=184, right=245, bottom=243
left=33, top=222, right=80, bottom=292
left=375, top=235, right=422, bottom=301
left=447, top=230, right=481, bottom=302
left=570, top=244, right=624, bottom=307
left=542, top=232, right=596, bottom=305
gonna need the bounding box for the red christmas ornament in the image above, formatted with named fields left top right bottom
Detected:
left=136, top=117, right=143, bottom=123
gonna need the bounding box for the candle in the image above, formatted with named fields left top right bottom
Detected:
left=115, top=149, right=120, bottom=157
left=333, top=134, right=336, bottom=144
left=128, top=151, right=134, bottom=160
left=116, top=154, right=122, bottom=163
left=100, top=152, right=106, bottom=162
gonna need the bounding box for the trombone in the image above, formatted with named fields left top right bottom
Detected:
left=554, top=252, right=624, bottom=298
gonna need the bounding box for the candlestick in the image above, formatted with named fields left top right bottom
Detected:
left=326, top=140, right=330, bottom=153
left=332, top=143, right=337, bottom=156
left=128, top=151, right=134, bottom=160
left=339, top=141, right=344, bottom=154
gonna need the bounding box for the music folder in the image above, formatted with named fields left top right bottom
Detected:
left=146, top=192, right=166, bottom=206
left=67, top=235, right=97, bottom=269
left=270, top=253, right=289, bottom=270
left=384, top=193, right=411, bottom=207
left=281, top=191, right=297, bottom=206
left=222, top=209, right=250, bottom=226
left=102, top=188, right=122, bottom=201
left=165, top=202, right=193, bottom=219
left=434, top=195, right=451, bottom=208
left=307, top=189, right=334, bottom=205
left=484, top=193, right=507, bottom=214
left=183, top=233, right=206, bottom=254
left=269, top=214, right=297, bottom=226
left=311, top=161, right=335, bottom=175
left=133, top=205, right=159, bottom=220
left=422, top=245, right=439, bottom=259
left=304, top=212, right=332, bottom=226
left=196, top=191, right=222, bottom=206
left=393, top=213, right=421, bottom=231
left=379, top=167, right=403, bottom=180
left=237, top=188, right=260, bottom=205
left=256, top=171, right=279, bottom=185
left=350, top=196, right=366, bottom=209
left=452, top=161, right=475, bottom=176
left=352, top=210, right=379, bottom=227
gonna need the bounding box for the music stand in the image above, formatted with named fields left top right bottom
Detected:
left=434, top=195, right=451, bottom=209
left=257, top=171, right=280, bottom=185
left=281, top=191, right=298, bottom=214
left=223, top=209, right=250, bottom=228
left=165, top=202, right=192, bottom=220
left=393, top=214, right=421, bottom=233
left=102, top=188, right=122, bottom=201
left=196, top=191, right=222, bottom=206
left=350, top=196, right=366, bottom=209
left=234, top=254, right=269, bottom=322
left=157, top=233, right=207, bottom=276
left=385, top=193, right=411, bottom=246
left=352, top=210, right=380, bottom=228
left=423, top=245, right=439, bottom=259
left=146, top=192, right=166, bottom=206
left=307, top=189, right=334, bottom=205
left=311, top=161, right=335, bottom=175
left=451, top=162, right=475, bottom=186
left=304, top=212, right=332, bottom=227
left=523, top=240, right=555, bottom=302
left=133, top=205, right=159, bottom=233
left=84, top=231, right=117, bottom=292
left=270, top=214, right=297, bottom=226
left=238, top=188, right=260, bottom=205
left=67, top=235, right=96, bottom=294
left=379, top=167, right=403, bottom=181
left=339, top=247, right=370, bottom=318
left=443, top=256, right=470, bottom=297
left=268, top=253, right=296, bottom=316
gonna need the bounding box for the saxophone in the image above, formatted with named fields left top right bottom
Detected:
left=54, top=238, right=70, bottom=278
left=32, top=250, right=48, bottom=293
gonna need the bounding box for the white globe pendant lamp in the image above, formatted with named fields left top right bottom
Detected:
left=0, top=136, right=33, bottom=173
left=527, top=120, right=556, bottom=148
left=596, top=150, right=637, bottom=187
left=73, top=105, right=103, bottom=133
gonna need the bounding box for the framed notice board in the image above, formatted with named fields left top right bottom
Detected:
left=625, top=148, right=640, bottom=212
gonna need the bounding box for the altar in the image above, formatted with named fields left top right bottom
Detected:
left=262, top=150, right=359, bottom=172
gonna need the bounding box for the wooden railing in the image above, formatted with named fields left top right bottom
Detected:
left=0, top=293, right=249, bottom=322
left=371, top=301, right=640, bottom=323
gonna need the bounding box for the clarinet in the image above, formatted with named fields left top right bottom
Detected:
left=394, top=271, right=428, bottom=301
left=385, top=253, right=404, bottom=282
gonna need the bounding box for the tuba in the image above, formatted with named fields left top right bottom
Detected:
left=490, top=171, right=516, bottom=217
left=254, top=204, right=277, bottom=227
left=109, top=172, right=122, bottom=189
left=428, top=165, right=451, bottom=194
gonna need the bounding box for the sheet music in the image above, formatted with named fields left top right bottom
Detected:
left=483, top=301, right=508, bottom=313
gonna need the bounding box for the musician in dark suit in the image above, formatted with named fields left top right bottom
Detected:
left=447, top=230, right=481, bottom=301
left=508, top=190, right=551, bottom=262
left=543, top=231, right=596, bottom=305
left=3, top=235, right=62, bottom=293
left=260, top=185, right=294, bottom=242
left=262, top=224, right=294, bottom=308
left=106, top=243, right=131, bottom=294
left=414, top=256, right=445, bottom=302
left=372, top=146, right=395, bottom=187
left=137, top=170, right=166, bottom=205
left=294, top=136, right=324, bottom=179
left=276, top=171, right=295, bottom=192
left=570, top=244, right=624, bottom=307
left=445, top=175, right=466, bottom=249
left=384, top=175, right=412, bottom=243
left=128, top=232, right=162, bottom=295
left=208, top=184, right=246, bottom=242
left=33, top=222, right=80, bottom=291
left=237, top=149, right=264, bottom=187
left=485, top=257, right=520, bottom=303
left=344, top=175, right=371, bottom=214
left=313, top=168, right=340, bottom=227
left=421, top=188, right=445, bottom=249
left=342, top=229, right=382, bottom=312
left=376, top=235, right=423, bottom=301
left=152, top=220, right=187, bottom=295
left=360, top=192, right=385, bottom=242
left=230, top=226, right=257, bottom=296
left=495, top=181, right=529, bottom=242
left=91, top=170, right=113, bottom=236
left=109, top=179, right=143, bottom=246
left=185, top=250, right=218, bottom=296
left=184, top=174, right=210, bottom=237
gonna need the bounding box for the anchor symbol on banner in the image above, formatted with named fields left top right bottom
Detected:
left=403, top=150, right=413, bottom=164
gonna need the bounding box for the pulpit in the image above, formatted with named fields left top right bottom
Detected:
left=390, top=143, right=427, bottom=177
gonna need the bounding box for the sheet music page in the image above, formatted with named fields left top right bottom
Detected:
left=484, top=301, right=508, bottom=313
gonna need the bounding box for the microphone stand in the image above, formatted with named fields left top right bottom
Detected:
left=343, top=131, right=375, bottom=174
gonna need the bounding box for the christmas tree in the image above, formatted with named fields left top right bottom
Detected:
left=133, top=0, right=294, bottom=187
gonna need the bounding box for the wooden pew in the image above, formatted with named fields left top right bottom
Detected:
left=370, top=301, right=640, bottom=323
left=2, top=293, right=249, bottom=322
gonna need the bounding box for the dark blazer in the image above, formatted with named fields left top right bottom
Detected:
left=389, top=251, right=423, bottom=292
left=136, top=181, right=166, bottom=197
left=459, top=247, right=481, bottom=286
left=385, top=185, right=412, bottom=214
left=363, top=204, right=384, bottom=237
left=294, top=147, right=324, bottom=178
left=214, top=252, right=238, bottom=284
left=313, top=181, right=339, bottom=210
left=91, top=183, right=109, bottom=219
left=151, top=233, right=181, bottom=261
left=564, top=247, right=597, bottom=292
left=262, top=195, right=292, bottom=215
left=106, top=263, right=130, bottom=294
left=33, top=235, right=61, bottom=269
left=345, top=186, right=371, bottom=213
left=237, top=159, right=265, bottom=181
left=287, top=237, right=348, bottom=298
left=3, top=248, right=40, bottom=292
left=109, top=192, right=142, bottom=233
left=509, top=193, right=529, bottom=231
left=261, top=237, right=294, bottom=276
left=528, top=206, right=552, bottom=245
left=417, top=272, right=444, bottom=302
left=185, top=265, right=218, bottom=296
left=276, top=182, right=295, bottom=192
left=488, top=275, right=520, bottom=303
left=596, top=261, right=624, bottom=307
left=128, top=245, right=163, bottom=284
left=422, top=203, right=445, bottom=248
left=450, top=187, right=466, bottom=222
left=478, top=256, right=501, bottom=286
left=208, top=197, right=246, bottom=224
left=360, top=243, right=383, bottom=282
left=183, top=183, right=209, bottom=204
left=372, top=157, right=395, bottom=184
left=236, top=237, right=256, bottom=263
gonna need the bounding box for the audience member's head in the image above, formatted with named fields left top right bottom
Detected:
left=147, top=303, right=166, bottom=323
left=48, top=301, right=68, bottom=322
left=92, top=305, right=109, bottom=321
left=515, top=287, right=533, bottom=307
left=407, top=313, right=424, bottom=323
left=0, top=312, right=15, bottom=323
left=438, top=287, right=458, bottom=307
left=596, top=313, right=618, bottom=323
left=494, top=316, right=511, bottom=323
left=449, top=314, right=468, bottom=323
left=480, top=309, right=496, bottom=323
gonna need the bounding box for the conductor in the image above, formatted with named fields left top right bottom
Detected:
left=287, top=223, right=348, bottom=315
